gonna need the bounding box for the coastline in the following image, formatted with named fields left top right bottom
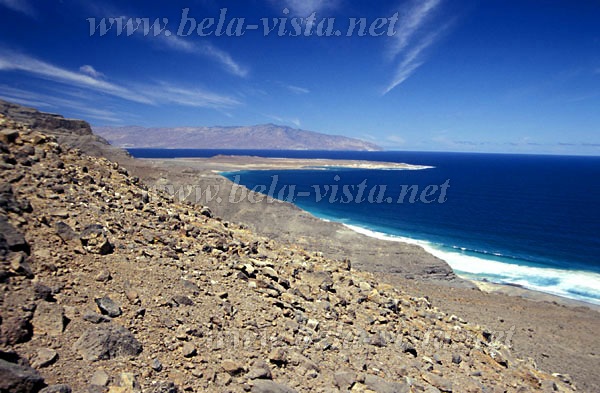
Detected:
left=144, top=155, right=600, bottom=309
left=142, top=155, right=434, bottom=171
left=175, top=155, right=600, bottom=308
left=33, top=149, right=600, bottom=388
left=130, top=155, right=600, bottom=389
left=3, top=101, right=599, bottom=390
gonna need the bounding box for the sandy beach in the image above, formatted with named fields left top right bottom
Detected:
left=168, top=155, right=433, bottom=171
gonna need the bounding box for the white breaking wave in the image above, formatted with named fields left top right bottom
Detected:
left=343, top=224, right=600, bottom=305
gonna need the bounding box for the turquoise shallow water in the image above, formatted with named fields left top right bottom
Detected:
left=129, top=149, right=600, bottom=304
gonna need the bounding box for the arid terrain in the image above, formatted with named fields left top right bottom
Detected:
left=93, top=125, right=382, bottom=151
left=1, top=100, right=598, bottom=392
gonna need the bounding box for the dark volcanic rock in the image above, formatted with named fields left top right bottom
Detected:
left=0, top=183, right=29, bottom=213
left=0, top=358, right=46, bottom=393
left=0, top=215, right=29, bottom=254
left=39, top=385, right=72, bottom=393
left=1, top=316, right=33, bottom=345
left=55, top=221, right=78, bottom=243
left=74, top=324, right=142, bottom=361
left=95, top=296, right=122, bottom=317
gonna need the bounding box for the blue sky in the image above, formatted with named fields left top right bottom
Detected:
left=0, top=0, right=599, bottom=154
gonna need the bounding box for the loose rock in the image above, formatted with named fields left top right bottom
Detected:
left=74, top=324, right=142, bottom=361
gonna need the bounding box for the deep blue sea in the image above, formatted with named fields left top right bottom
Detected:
left=129, top=149, right=600, bottom=305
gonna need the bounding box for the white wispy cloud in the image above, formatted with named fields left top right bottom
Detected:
left=0, top=0, right=36, bottom=17
left=387, top=0, right=441, bottom=59
left=384, top=0, right=446, bottom=94
left=138, top=82, right=241, bottom=109
left=265, top=114, right=301, bottom=127
left=278, top=82, right=310, bottom=94
left=152, top=34, right=248, bottom=77
left=79, top=65, right=105, bottom=79
left=0, top=51, right=153, bottom=104
left=85, top=2, right=247, bottom=77
left=287, top=85, right=310, bottom=94
left=275, top=0, right=336, bottom=16
left=0, top=50, right=241, bottom=110
left=384, top=28, right=445, bottom=94
left=385, top=135, right=406, bottom=145
left=0, top=86, right=124, bottom=123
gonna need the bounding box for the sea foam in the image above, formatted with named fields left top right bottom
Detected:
left=344, top=224, right=600, bottom=305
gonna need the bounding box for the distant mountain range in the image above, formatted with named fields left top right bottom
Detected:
left=92, top=124, right=382, bottom=151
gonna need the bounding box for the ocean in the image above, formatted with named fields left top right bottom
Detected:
left=129, top=149, right=600, bottom=305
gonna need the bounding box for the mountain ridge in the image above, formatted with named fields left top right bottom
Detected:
left=93, top=124, right=382, bottom=151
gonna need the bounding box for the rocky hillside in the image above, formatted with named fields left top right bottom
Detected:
left=0, top=113, right=576, bottom=392
left=93, top=125, right=382, bottom=151
left=0, top=100, right=129, bottom=161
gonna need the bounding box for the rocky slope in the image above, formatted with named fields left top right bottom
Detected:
left=0, top=112, right=578, bottom=391
left=92, top=125, right=382, bottom=151
left=0, top=100, right=130, bottom=161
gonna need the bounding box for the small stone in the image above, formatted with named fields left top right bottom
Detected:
left=95, top=296, right=122, bottom=317
left=9, top=252, right=33, bottom=278
left=200, top=207, right=212, bottom=218
left=0, top=129, right=19, bottom=144
left=306, top=319, right=319, bottom=331
left=268, top=348, right=287, bottom=365
left=359, top=282, right=372, bottom=291
left=32, top=302, right=66, bottom=336
left=39, top=385, right=72, bottom=393
left=401, top=342, right=418, bottom=357
left=33, top=283, right=54, bottom=301
left=55, top=222, right=78, bottom=243
left=150, top=382, right=179, bottom=393
left=83, top=312, right=111, bottom=324
left=31, top=348, right=58, bottom=368
left=171, top=295, right=193, bottom=306
left=125, top=290, right=140, bottom=304
left=451, top=354, right=462, bottom=365
left=334, top=371, right=356, bottom=390
left=370, top=333, right=387, bottom=348
left=108, top=372, right=141, bottom=393
left=216, top=373, right=232, bottom=386
left=422, top=372, right=453, bottom=392
left=74, top=325, right=142, bottom=361
left=181, top=342, right=196, bottom=358
left=221, top=359, right=244, bottom=375
left=151, top=358, right=163, bottom=372
left=261, top=267, right=278, bottom=279
left=50, top=210, right=70, bottom=219
left=1, top=316, right=32, bottom=345
left=364, top=374, right=409, bottom=393
left=251, top=380, right=297, bottom=393
left=95, top=270, right=112, bottom=282
left=247, top=366, right=272, bottom=380
left=217, top=291, right=228, bottom=299
left=90, top=369, right=110, bottom=386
